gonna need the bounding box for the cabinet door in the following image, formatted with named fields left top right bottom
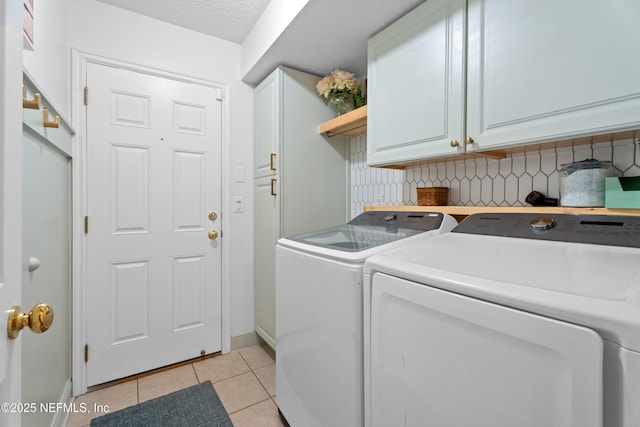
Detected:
left=280, top=67, right=348, bottom=236
left=253, top=175, right=280, bottom=348
left=367, top=0, right=466, bottom=166
left=466, top=0, right=640, bottom=151
left=254, top=69, right=280, bottom=178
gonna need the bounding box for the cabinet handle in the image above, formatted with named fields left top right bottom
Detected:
left=270, top=153, right=276, bottom=171
left=271, top=178, right=277, bottom=196
left=450, top=139, right=460, bottom=147
left=465, top=136, right=474, bottom=145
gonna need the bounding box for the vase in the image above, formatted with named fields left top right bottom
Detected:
left=327, top=94, right=355, bottom=116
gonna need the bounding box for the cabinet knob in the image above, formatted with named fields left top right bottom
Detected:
left=465, top=136, right=474, bottom=145
left=450, top=139, right=460, bottom=147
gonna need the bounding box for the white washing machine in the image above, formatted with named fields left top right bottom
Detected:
left=363, top=212, right=640, bottom=427
left=275, top=210, right=458, bottom=427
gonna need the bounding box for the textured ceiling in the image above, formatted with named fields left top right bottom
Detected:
left=96, top=0, right=272, bottom=44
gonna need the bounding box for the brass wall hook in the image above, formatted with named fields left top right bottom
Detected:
left=22, top=85, right=41, bottom=110
left=43, top=108, right=60, bottom=128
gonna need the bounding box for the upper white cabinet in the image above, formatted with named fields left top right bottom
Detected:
left=367, top=0, right=640, bottom=166
left=466, top=0, right=640, bottom=152
left=367, top=0, right=466, bottom=165
left=254, top=71, right=280, bottom=178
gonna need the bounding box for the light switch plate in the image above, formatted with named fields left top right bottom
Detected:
left=233, top=196, right=244, bottom=213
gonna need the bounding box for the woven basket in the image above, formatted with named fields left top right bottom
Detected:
left=417, top=187, right=448, bottom=206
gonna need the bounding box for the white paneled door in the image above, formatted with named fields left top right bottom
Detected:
left=85, top=63, right=223, bottom=386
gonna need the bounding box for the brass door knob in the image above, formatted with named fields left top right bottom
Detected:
left=450, top=139, right=460, bottom=147
left=465, top=136, right=474, bottom=145
left=7, top=303, right=54, bottom=339
left=208, top=230, right=218, bottom=240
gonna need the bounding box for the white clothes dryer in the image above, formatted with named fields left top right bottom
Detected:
left=363, top=212, right=640, bottom=427
left=275, top=210, right=458, bottom=427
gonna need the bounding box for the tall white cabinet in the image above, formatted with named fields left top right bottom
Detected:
left=367, top=0, right=640, bottom=166
left=254, top=66, right=348, bottom=349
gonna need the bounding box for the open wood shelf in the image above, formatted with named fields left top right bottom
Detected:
left=319, top=105, right=367, bottom=137
left=364, top=205, right=640, bottom=222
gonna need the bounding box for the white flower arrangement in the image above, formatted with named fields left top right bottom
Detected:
left=315, top=69, right=365, bottom=113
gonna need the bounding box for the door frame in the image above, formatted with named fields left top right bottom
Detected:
left=70, top=50, right=232, bottom=396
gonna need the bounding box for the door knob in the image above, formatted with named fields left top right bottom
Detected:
left=7, top=303, right=54, bottom=339
left=450, top=139, right=460, bottom=147
left=208, top=230, right=218, bottom=240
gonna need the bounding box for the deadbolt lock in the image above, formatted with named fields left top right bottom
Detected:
left=208, top=212, right=217, bottom=221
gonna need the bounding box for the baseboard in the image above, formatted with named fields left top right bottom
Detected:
left=231, top=332, right=276, bottom=361
left=52, top=378, right=73, bottom=427
left=256, top=335, right=276, bottom=361
left=254, top=325, right=276, bottom=350
left=230, top=332, right=259, bottom=350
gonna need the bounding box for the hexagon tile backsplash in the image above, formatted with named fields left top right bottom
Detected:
left=349, top=134, right=640, bottom=218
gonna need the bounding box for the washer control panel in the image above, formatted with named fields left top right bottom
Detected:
left=349, top=211, right=445, bottom=231
left=453, top=213, right=640, bottom=248
left=529, top=217, right=556, bottom=231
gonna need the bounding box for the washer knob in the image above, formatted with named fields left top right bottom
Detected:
left=384, top=214, right=397, bottom=222
left=530, top=217, right=556, bottom=231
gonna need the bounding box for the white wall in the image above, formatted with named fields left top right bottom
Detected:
left=23, top=0, right=69, bottom=115
left=66, top=0, right=256, bottom=338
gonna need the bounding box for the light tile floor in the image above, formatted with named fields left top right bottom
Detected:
left=66, top=345, right=287, bottom=427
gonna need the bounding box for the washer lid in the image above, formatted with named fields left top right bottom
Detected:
left=285, top=211, right=447, bottom=252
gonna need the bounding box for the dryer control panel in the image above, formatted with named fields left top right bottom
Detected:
left=454, top=213, right=640, bottom=248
